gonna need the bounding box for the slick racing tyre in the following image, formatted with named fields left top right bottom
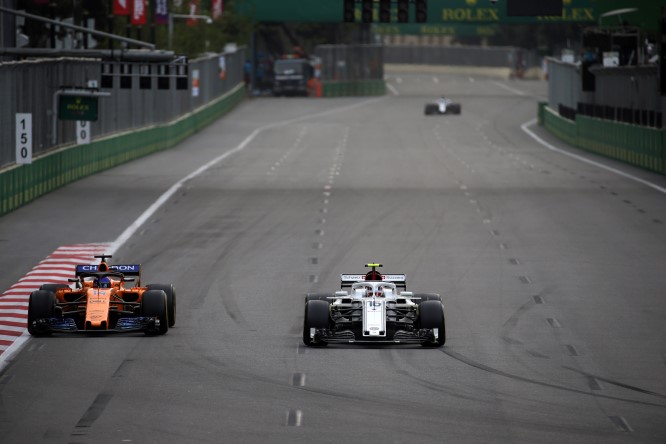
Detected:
left=418, top=300, right=446, bottom=347
left=448, top=103, right=462, bottom=114
left=303, top=300, right=330, bottom=346
left=147, top=284, right=176, bottom=327
left=28, top=290, right=56, bottom=336
left=142, top=290, right=169, bottom=335
left=424, top=104, right=438, bottom=115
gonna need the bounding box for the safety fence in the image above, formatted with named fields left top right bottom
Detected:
left=539, top=103, right=665, bottom=174
left=543, top=55, right=665, bottom=175
left=0, top=49, right=246, bottom=217
left=315, top=44, right=385, bottom=97
left=1, top=48, right=245, bottom=168
left=321, top=79, right=385, bottom=97
left=0, top=84, right=245, bottom=217
left=384, top=44, right=539, bottom=77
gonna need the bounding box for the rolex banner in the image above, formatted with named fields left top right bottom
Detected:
left=113, top=0, right=129, bottom=16
left=131, top=0, right=147, bottom=25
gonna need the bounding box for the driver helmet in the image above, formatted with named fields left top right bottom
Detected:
left=365, top=270, right=382, bottom=281
left=95, top=277, right=112, bottom=288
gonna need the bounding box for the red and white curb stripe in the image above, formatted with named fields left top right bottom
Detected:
left=0, top=243, right=111, bottom=358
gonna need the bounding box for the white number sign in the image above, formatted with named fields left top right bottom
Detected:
left=76, top=120, right=90, bottom=145
left=16, top=113, right=32, bottom=164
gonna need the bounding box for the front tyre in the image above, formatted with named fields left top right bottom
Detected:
left=146, top=284, right=176, bottom=327
left=28, top=290, right=56, bottom=336
left=419, top=300, right=446, bottom=347
left=142, top=290, right=169, bottom=335
left=303, top=300, right=330, bottom=346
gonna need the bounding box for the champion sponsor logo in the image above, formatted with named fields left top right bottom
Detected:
left=76, top=264, right=140, bottom=272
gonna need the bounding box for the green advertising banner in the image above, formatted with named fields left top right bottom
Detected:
left=372, top=23, right=499, bottom=37
left=58, top=95, right=99, bottom=121
left=236, top=0, right=598, bottom=24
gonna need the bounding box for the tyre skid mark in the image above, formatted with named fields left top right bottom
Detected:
left=441, top=349, right=666, bottom=408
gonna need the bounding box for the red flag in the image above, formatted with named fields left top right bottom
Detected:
left=187, top=0, right=200, bottom=26
left=212, top=0, right=223, bottom=19
left=114, top=0, right=130, bottom=16
left=131, top=0, right=147, bottom=25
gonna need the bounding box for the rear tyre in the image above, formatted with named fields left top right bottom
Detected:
left=28, top=290, right=56, bottom=336
left=424, top=104, right=437, bottom=115
left=147, top=284, right=176, bottom=327
left=303, top=300, right=330, bottom=346
left=142, top=290, right=169, bottom=335
left=419, top=300, right=446, bottom=347
left=449, top=104, right=462, bottom=114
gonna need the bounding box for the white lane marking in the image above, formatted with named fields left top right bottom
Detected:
left=291, top=373, right=306, bottom=387
left=386, top=83, right=399, bottom=96
left=547, top=318, right=561, bottom=328
left=107, top=97, right=383, bottom=256
left=521, top=119, right=666, bottom=195
left=492, top=81, right=525, bottom=96
left=609, top=416, right=633, bottom=432
left=286, top=409, right=302, bottom=427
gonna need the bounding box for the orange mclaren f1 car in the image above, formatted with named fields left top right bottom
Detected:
left=27, top=255, right=176, bottom=335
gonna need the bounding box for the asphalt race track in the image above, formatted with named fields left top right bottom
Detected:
left=0, top=71, right=665, bottom=443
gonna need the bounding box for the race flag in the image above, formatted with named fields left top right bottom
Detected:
left=113, top=0, right=130, bottom=16
left=155, top=0, right=169, bottom=25
left=187, top=0, right=200, bottom=26
left=212, top=0, right=223, bottom=19
left=131, top=0, right=147, bottom=25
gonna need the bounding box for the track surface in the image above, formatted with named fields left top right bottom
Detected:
left=1, top=71, right=665, bottom=443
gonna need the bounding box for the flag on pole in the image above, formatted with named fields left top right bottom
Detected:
left=114, top=0, right=130, bottom=16
left=131, top=0, right=147, bottom=25
left=212, top=0, right=223, bottom=19
left=155, top=0, right=169, bottom=25
left=187, top=0, right=200, bottom=26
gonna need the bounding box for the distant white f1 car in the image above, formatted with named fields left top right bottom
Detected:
left=424, top=97, right=461, bottom=115
left=303, top=264, right=446, bottom=347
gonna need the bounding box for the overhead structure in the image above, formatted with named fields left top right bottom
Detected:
left=235, top=0, right=602, bottom=25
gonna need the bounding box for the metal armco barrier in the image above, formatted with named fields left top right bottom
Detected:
left=321, top=79, right=386, bottom=97
left=0, top=48, right=245, bottom=169
left=314, top=44, right=385, bottom=97
left=541, top=104, right=665, bottom=175
left=544, top=55, right=665, bottom=175
left=0, top=48, right=245, bottom=216
left=0, top=58, right=246, bottom=217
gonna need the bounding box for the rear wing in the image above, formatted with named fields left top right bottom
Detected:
left=75, top=264, right=141, bottom=283
left=340, top=274, right=407, bottom=290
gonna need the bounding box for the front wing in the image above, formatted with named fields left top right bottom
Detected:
left=30, top=316, right=163, bottom=334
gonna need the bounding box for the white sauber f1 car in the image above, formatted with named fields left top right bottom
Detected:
left=424, top=97, right=461, bottom=115
left=303, top=264, right=446, bottom=347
